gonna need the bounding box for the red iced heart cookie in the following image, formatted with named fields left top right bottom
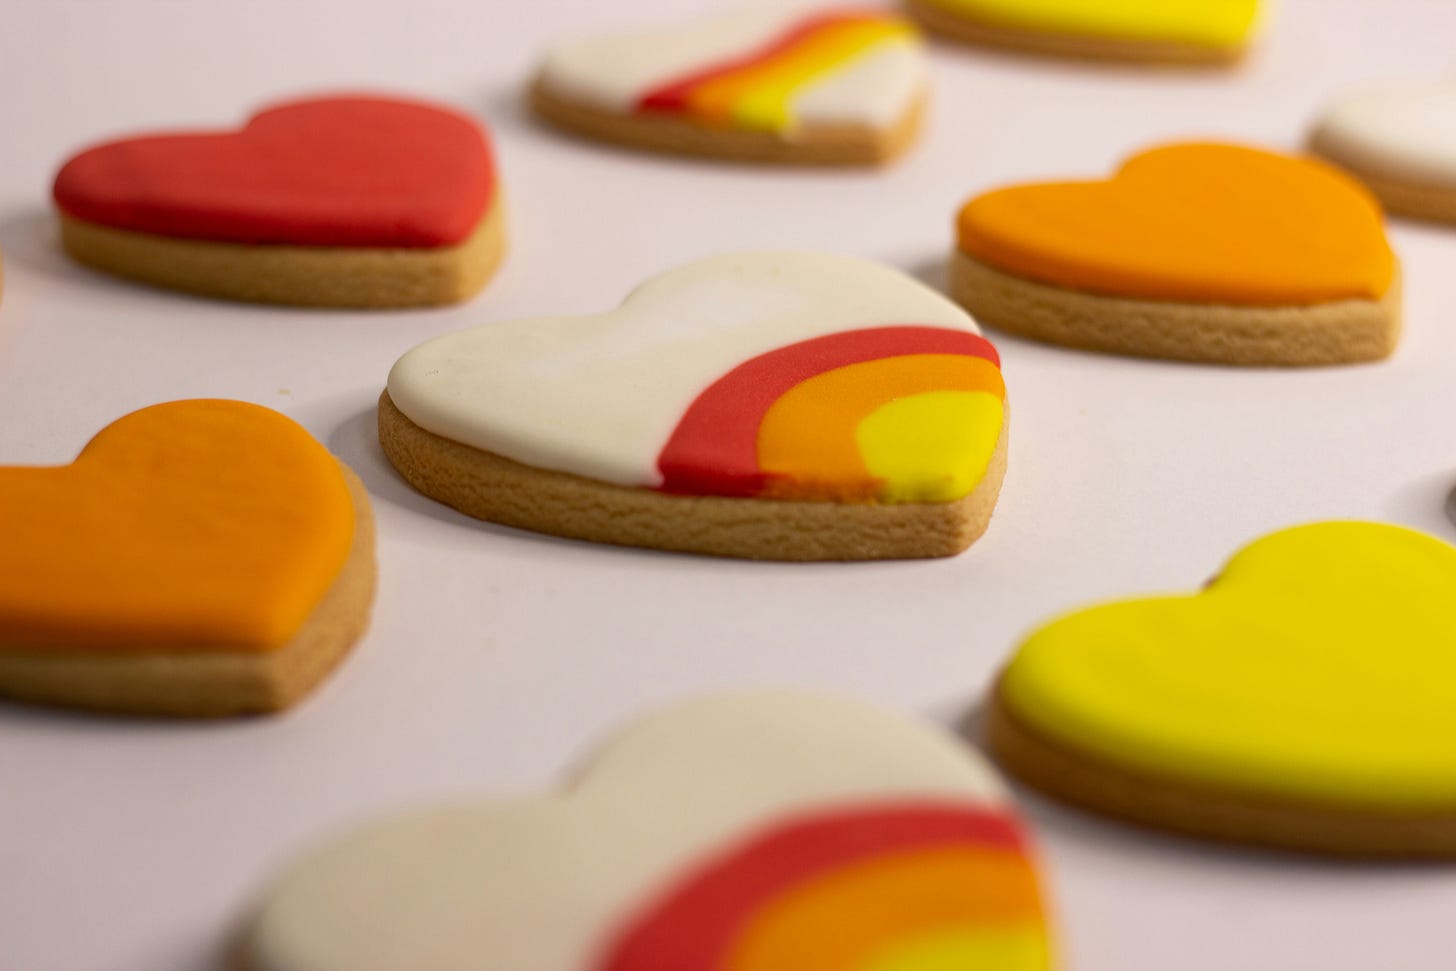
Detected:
left=55, top=95, right=495, bottom=246
left=52, top=95, right=504, bottom=307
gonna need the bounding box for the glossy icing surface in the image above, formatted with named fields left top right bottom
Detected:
left=1314, top=81, right=1456, bottom=189
left=53, top=95, right=496, bottom=247
left=918, top=0, right=1258, bottom=47
left=0, top=400, right=354, bottom=653
left=388, top=251, right=1006, bottom=503
left=539, top=1, right=925, bottom=131
left=999, top=522, right=1456, bottom=810
left=957, top=143, right=1395, bottom=306
left=249, top=691, right=1050, bottom=971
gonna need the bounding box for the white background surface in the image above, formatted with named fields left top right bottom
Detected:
left=2, top=0, right=1456, bottom=968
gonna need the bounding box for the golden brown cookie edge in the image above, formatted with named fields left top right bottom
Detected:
left=378, top=389, right=1006, bottom=561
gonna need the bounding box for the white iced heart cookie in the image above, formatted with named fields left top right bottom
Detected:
left=244, top=692, right=1052, bottom=971
left=1311, top=80, right=1456, bottom=225
left=380, top=251, right=1009, bottom=561
left=528, top=0, right=928, bottom=165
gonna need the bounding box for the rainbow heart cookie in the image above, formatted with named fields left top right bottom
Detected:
left=952, top=142, right=1401, bottom=366
left=905, top=0, right=1260, bottom=64
left=1311, top=80, right=1456, bottom=226
left=0, top=400, right=375, bottom=716
left=244, top=691, right=1052, bottom=971
left=988, top=521, right=1456, bottom=857
left=380, top=251, right=1008, bottom=560
left=530, top=1, right=927, bottom=165
left=52, top=94, right=503, bottom=307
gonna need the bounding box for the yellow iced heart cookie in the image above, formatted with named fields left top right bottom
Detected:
left=989, top=521, right=1456, bottom=857
left=907, top=0, right=1260, bottom=64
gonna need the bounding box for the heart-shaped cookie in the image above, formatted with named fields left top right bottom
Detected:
left=381, top=251, right=1008, bottom=560
left=1311, top=80, right=1456, bottom=225
left=530, top=1, right=927, bottom=165
left=0, top=400, right=375, bottom=716
left=52, top=95, right=503, bottom=307
left=906, top=0, right=1260, bottom=63
left=989, top=521, right=1456, bottom=856
left=952, top=142, right=1400, bottom=365
left=245, top=691, right=1052, bottom=971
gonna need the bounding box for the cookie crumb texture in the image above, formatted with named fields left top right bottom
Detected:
left=52, top=95, right=503, bottom=307
left=990, top=521, right=1456, bottom=857
left=0, top=400, right=376, bottom=717
left=531, top=4, right=927, bottom=165
left=244, top=692, right=1051, bottom=971
left=906, top=0, right=1258, bottom=64
left=380, top=251, right=1009, bottom=560
left=954, top=143, right=1401, bottom=366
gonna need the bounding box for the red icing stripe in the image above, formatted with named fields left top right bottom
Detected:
left=637, top=10, right=884, bottom=113
left=52, top=95, right=496, bottom=247
left=594, top=801, right=1028, bottom=971
left=656, top=327, right=999, bottom=497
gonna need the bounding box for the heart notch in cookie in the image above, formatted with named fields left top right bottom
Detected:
left=380, top=251, right=1009, bottom=560
left=52, top=94, right=504, bottom=308
left=530, top=1, right=928, bottom=166
left=989, top=521, right=1456, bottom=857
left=952, top=142, right=1401, bottom=366
left=244, top=691, right=1053, bottom=971
left=0, top=400, right=376, bottom=716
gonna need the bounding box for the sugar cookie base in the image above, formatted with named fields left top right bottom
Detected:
left=951, top=250, right=1401, bottom=367
left=0, top=467, right=376, bottom=718
left=1307, top=147, right=1456, bottom=227
left=379, top=390, right=1006, bottom=561
left=57, top=201, right=505, bottom=308
left=904, top=0, right=1246, bottom=64
left=986, top=689, right=1456, bottom=858
left=528, top=77, right=923, bottom=167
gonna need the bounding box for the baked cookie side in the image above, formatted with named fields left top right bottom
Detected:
left=379, top=390, right=1007, bottom=561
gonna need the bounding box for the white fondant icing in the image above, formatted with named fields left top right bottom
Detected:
left=248, top=691, right=1010, bottom=971
left=536, top=0, right=925, bottom=129
left=1313, top=81, right=1456, bottom=189
left=386, top=251, right=979, bottom=487
left=792, top=40, right=925, bottom=128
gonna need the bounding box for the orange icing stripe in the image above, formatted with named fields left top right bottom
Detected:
left=957, top=143, right=1395, bottom=306
left=757, top=354, right=1005, bottom=500
left=724, top=847, right=1044, bottom=971
left=0, top=400, right=355, bottom=653
left=639, top=12, right=915, bottom=130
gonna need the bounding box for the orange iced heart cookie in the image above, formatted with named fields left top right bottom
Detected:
left=0, top=400, right=376, bottom=716
left=951, top=142, right=1402, bottom=366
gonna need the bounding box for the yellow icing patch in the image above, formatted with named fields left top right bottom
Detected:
left=863, top=926, right=1050, bottom=971
left=689, top=19, right=916, bottom=131
left=755, top=354, right=1004, bottom=503
left=857, top=391, right=1003, bottom=503
left=1000, top=522, right=1456, bottom=811
left=921, top=0, right=1258, bottom=47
